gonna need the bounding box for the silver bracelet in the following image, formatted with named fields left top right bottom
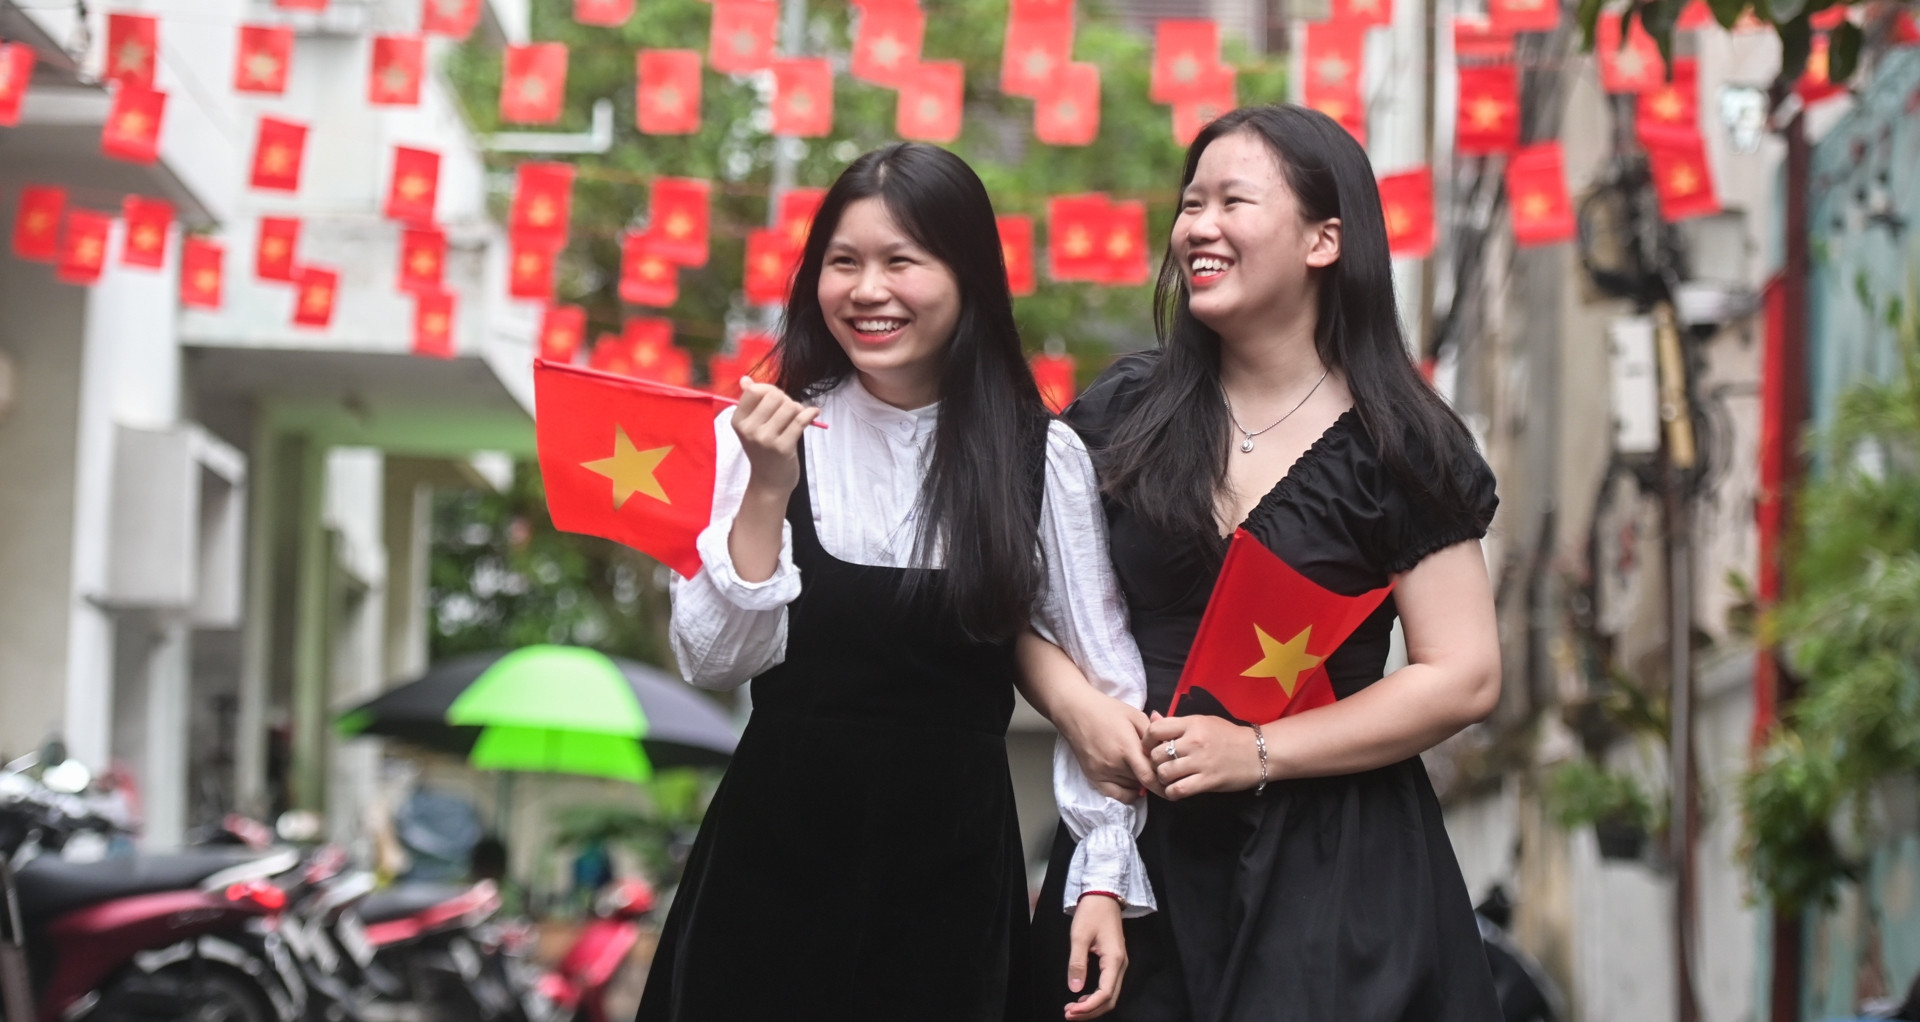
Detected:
left=1250, top=723, right=1269, bottom=795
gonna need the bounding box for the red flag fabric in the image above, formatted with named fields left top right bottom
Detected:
left=535, top=360, right=727, bottom=578
left=1169, top=528, right=1393, bottom=723
left=1101, top=199, right=1148, bottom=286
left=1675, top=1, right=1716, bottom=29
left=734, top=331, right=778, bottom=382
left=621, top=233, right=681, bottom=307
left=1453, top=15, right=1516, bottom=61
left=277, top=0, right=326, bottom=12
left=637, top=49, right=702, bottom=134
left=1488, top=0, right=1558, bottom=32
left=121, top=196, right=172, bottom=269
left=413, top=290, right=456, bottom=357
left=12, top=185, right=65, bottom=262
left=102, top=84, right=165, bottom=164
left=106, top=14, right=158, bottom=89
left=852, top=4, right=924, bottom=87
left=743, top=227, right=796, bottom=306
left=896, top=59, right=963, bottom=143
left=1001, top=14, right=1074, bottom=98
left=293, top=265, right=339, bottom=327
left=1047, top=193, right=1110, bottom=282
left=1645, top=130, right=1719, bottom=222
left=1151, top=20, right=1219, bottom=104
left=709, top=0, right=778, bottom=74
left=998, top=214, right=1036, bottom=296
left=1797, top=34, right=1846, bottom=104
left=540, top=305, right=587, bottom=362
left=776, top=187, right=827, bottom=252
left=1376, top=169, right=1434, bottom=258
left=1011, top=0, right=1074, bottom=17
left=1637, top=57, right=1698, bottom=143
left=1597, top=14, right=1664, bottom=94
left=257, top=216, right=300, bottom=281
left=57, top=209, right=113, bottom=285
left=386, top=146, right=441, bottom=225
left=180, top=237, right=224, bottom=309
left=1035, top=61, right=1100, bottom=146
left=235, top=25, right=293, bottom=95
left=250, top=116, right=308, bottom=191
left=1031, top=352, right=1076, bottom=412
left=771, top=58, right=834, bottom=137
left=511, top=162, right=575, bottom=244
left=509, top=233, right=563, bottom=300
left=1171, top=63, right=1236, bottom=145
left=369, top=35, right=424, bottom=106
left=575, top=0, right=633, bottom=26
left=398, top=227, right=446, bottom=294
left=1331, top=0, right=1392, bottom=28
left=422, top=0, right=481, bottom=38
left=0, top=43, right=35, bottom=126
left=501, top=43, right=568, bottom=124
left=1506, top=142, right=1575, bottom=247
left=1456, top=64, right=1519, bottom=154
left=589, top=333, right=630, bottom=375
left=1301, top=24, right=1365, bottom=137
left=648, top=177, right=712, bottom=267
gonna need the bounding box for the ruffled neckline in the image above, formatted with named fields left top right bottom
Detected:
left=1219, top=407, right=1364, bottom=543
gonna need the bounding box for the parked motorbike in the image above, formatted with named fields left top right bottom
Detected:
left=529, top=879, right=655, bottom=1022
left=1476, top=885, right=1568, bottom=1022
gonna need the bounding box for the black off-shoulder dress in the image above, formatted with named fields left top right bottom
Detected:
left=1031, top=354, right=1503, bottom=1022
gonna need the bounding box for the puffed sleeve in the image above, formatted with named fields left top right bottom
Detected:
left=667, top=408, right=803, bottom=691
left=1370, top=437, right=1500, bottom=576
left=1031, top=420, right=1156, bottom=917
left=1061, top=351, right=1158, bottom=451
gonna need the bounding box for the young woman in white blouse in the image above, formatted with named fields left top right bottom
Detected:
left=635, top=143, right=1151, bottom=1021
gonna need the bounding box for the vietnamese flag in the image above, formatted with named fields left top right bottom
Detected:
left=1637, top=57, right=1698, bottom=143
left=1645, top=130, right=1718, bottom=222
left=510, top=233, right=563, bottom=301
left=1001, top=14, right=1073, bottom=98
left=1597, top=13, right=1664, bottom=94
left=1047, top=193, right=1111, bottom=283
left=1031, top=352, right=1075, bottom=412
left=776, top=187, right=826, bottom=252
left=1331, top=0, right=1392, bottom=27
left=1171, top=63, right=1236, bottom=145
left=511, top=162, right=575, bottom=244
left=575, top=0, right=633, bottom=26
left=501, top=43, right=568, bottom=124
left=743, top=227, right=795, bottom=306
left=1151, top=20, right=1218, bottom=104
left=710, top=0, right=778, bottom=74
left=1035, top=62, right=1100, bottom=146
left=1452, top=15, right=1515, bottom=61
left=897, top=60, right=963, bottom=143
left=998, top=214, right=1036, bottom=296
left=1011, top=0, right=1074, bottom=16
left=1488, top=0, right=1558, bottom=32
left=57, top=209, right=113, bottom=285
left=621, top=233, right=680, bottom=307
left=398, top=227, right=446, bottom=294
left=369, top=35, right=425, bottom=106
left=1301, top=24, right=1364, bottom=131
left=647, top=177, right=711, bottom=267
left=414, top=290, right=456, bottom=358
left=735, top=331, right=778, bottom=380
left=257, top=216, right=301, bottom=281
left=12, top=186, right=65, bottom=262
left=1796, top=34, right=1845, bottom=105
left=1456, top=64, right=1519, bottom=154
left=102, top=84, right=165, bottom=164
left=1506, top=142, right=1575, bottom=247
left=0, top=43, right=35, bottom=126
left=293, top=265, right=338, bottom=328
left=180, top=237, right=224, bottom=309
left=1675, top=1, right=1716, bottom=29
left=1376, top=169, right=1434, bottom=258
left=637, top=50, right=702, bottom=135
left=422, top=0, right=481, bottom=38
left=852, top=4, right=924, bottom=87
left=106, top=13, right=158, bottom=89
left=251, top=116, right=308, bottom=192
left=278, top=0, right=327, bottom=12
left=536, top=361, right=726, bottom=577
left=235, top=25, right=293, bottom=95
left=540, top=304, right=587, bottom=362
left=386, top=146, right=441, bottom=225
left=771, top=58, right=834, bottom=137
left=121, top=196, right=172, bottom=268
left=1101, top=199, right=1148, bottom=287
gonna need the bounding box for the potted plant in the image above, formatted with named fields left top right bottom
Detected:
left=1547, top=759, right=1662, bottom=861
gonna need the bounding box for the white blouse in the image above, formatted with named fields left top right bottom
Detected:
left=668, top=375, right=1155, bottom=917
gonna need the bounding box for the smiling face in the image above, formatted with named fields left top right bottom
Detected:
left=816, top=196, right=962, bottom=409
left=1173, top=129, right=1340, bottom=340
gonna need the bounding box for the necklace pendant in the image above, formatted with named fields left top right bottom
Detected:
left=1240, top=436, right=1255, bottom=453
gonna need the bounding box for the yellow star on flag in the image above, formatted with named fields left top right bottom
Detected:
left=1105, top=230, right=1132, bottom=259
left=262, top=144, right=294, bottom=174
left=74, top=237, right=103, bottom=267
left=1050, top=99, right=1080, bottom=124
left=116, top=111, right=150, bottom=137
left=871, top=34, right=904, bottom=68
left=378, top=64, right=414, bottom=97
left=582, top=426, right=673, bottom=509
left=1668, top=164, right=1699, bottom=196
left=652, top=85, right=684, bottom=114
left=1520, top=192, right=1552, bottom=221
left=1241, top=624, right=1324, bottom=698
left=1022, top=48, right=1055, bottom=79
left=515, top=252, right=544, bottom=278
left=1171, top=53, right=1200, bottom=83
left=422, top=312, right=449, bottom=337
left=1385, top=203, right=1411, bottom=237
left=640, top=258, right=668, bottom=280
left=263, top=237, right=289, bottom=260
left=114, top=40, right=149, bottom=77
left=133, top=225, right=163, bottom=252
left=1649, top=88, right=1685, bottom=122
left=1064, top=225, right=1092, bottom=257
left=730, top=29, right=759, bottom=55
left=245, top=53, right=281, bottom=85
left=528, top=196, right=556, bottom=225
left=399, top=174, right=430, bottom=200
left=193, top=268, right=218, bottom=292
left=25, top=211, right=53, bottom=236
left=409, top=250, right=439, bottom=276
left=301, top=284, right=332, bottom=314
left=1315, top=54, right=1351, bottom=87
left=1468, top=95, right=1504, bottom=130
left=516, top=77, right=548, bottom=104
left=665, top=212, right=694, bottom=238
left=755, top=252, right=783, bottom=277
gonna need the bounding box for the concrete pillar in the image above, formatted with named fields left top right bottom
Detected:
left=291, top=439, right=330, bottom=811
left=235, top=423, right=283, bottom=818
left=142, top=620, right=191, bottom=847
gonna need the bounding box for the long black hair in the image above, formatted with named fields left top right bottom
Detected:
left=773, top=143, right=1052, bottom=642
left=1101, top=104, right=1481, bottom=540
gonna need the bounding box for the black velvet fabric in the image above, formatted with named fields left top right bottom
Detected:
left=1030, top=354, right=1503, bottom=1022
left=639, top=434, right=1039, bottom=1022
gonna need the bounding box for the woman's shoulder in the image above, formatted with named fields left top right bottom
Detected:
left=1061, top=350, right=1159, bottom=439
left=1334, top=413, right=1499, bottom=573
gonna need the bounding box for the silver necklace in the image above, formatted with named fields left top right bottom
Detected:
left=1223, top=368, right=1330, bottom=454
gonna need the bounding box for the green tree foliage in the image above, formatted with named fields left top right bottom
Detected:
left=1580, top=0, right=1908, bottom=90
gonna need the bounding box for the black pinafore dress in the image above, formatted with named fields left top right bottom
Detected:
left=638, top=435, right=1037, bottom=1021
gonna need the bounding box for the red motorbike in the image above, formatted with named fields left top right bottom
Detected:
left=530, top=880, right=654, bottom=1022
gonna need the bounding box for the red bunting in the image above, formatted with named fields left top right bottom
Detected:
left=1645, top=131, right=1719, bottom=222
left=12, top=186, right=65, bottom=262
left=710, top=1, right=778, bottom=74
left=250, top=116, right=308, bottom=192
left=776, top=187, right=827, bottom=251
left=386, top=146, right=441, bottom=225
left=587, top=332, right=628, bottom=375
left=509, top=234, right=563, bottom=300
left=1100, top=199, right=1148, bottom=286
left=1047, top=193, right=1110, bottom=282
left=1331, top=0, right=1392, bottom=28
left=637, top=50, right=702, bottom=135
left=422, top=0, right=481, bottom=38
left=1011, top=0, right=1074, bottom=17
left=121, top=196, right=172, bottom=269
left=743, top=227, right=796, bottom=306
left=0, top=43, right=35, bottom=126
left=501, top=43, right=568, bottom=124
left=1797, top=34, right=1846, bottom=105
left=1456, top=64, right=1519, bottom=154
left=57, top=209, right=113, bottom=285
left=1171, top=63, right=1236, bottom=145
left=1001, top=14, right=1073, bottom=98
left=540, top=305, right=587, bottom=362
left=575, top=0, right=633, bottom=26
left=369, top=36, right=424, bottom=106
left=1301, top=24, right=1365, bottom=140
left=1376, top=169, right=1434, bottom=258
left=1597, top=14, right=1665, bottom=94
left=621, top=233, right=681, bottom=307
left=897, top=60, right=963, bottom=143
left=294, top=266, right=338, bottom=327
left=235, top=26, right=293, bottom=95
left=853, top=4, right=924, bottom=87
left=278, top=0, right=326, bottom=12
left=647, top=177, right=713, bottom=267
left=511, top=162, right=575, bottom=244
left=102, top=84, right=166, bottom=164
left=105, top=14, right=158, bottom=89
left=1035, top=61, right=1100, bottom=146
left=998, top=214, right=1036, bottom=296
left=1488, top=0, right=1558, bottom=33
left=1637, top=57, right=1698, bottom=143
left=1031, top=352, right=1075, bottom=412
left=771, top=59, right=834, bottom=137
left=180, top=237, right=224, bottom=309
left=413, top=290, right=456, bottom=357
left=1453, top=15, right=1516, bottom=61
left=618, top=318, right=694, bottom=386
left=1152, top=20, right=1219, bottom=104
left=257, top=216, right=300, bottom=281
left=398, top=227, right=446, bottom=294
left=1506, top=142, right=1575, bottom=247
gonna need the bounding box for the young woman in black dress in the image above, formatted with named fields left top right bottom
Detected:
left=637, top=143, right=1152, bottom=1020
left=1023, top=105, right=1505, bottom=1021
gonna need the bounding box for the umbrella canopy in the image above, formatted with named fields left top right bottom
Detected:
left=336, top=646, right=737, bottom=782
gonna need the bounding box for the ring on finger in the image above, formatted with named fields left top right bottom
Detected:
left=1165, top=742, right=1178, bottom=760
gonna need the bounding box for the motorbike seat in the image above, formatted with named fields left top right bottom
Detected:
left=14, top=849, right=267, bottom=926
left=354, top=881, right=476, bottom=925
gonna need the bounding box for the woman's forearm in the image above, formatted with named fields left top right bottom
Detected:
left=1261, top=658, right=1499, bottom=780
left=727, top=484, right=790, bottom=583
